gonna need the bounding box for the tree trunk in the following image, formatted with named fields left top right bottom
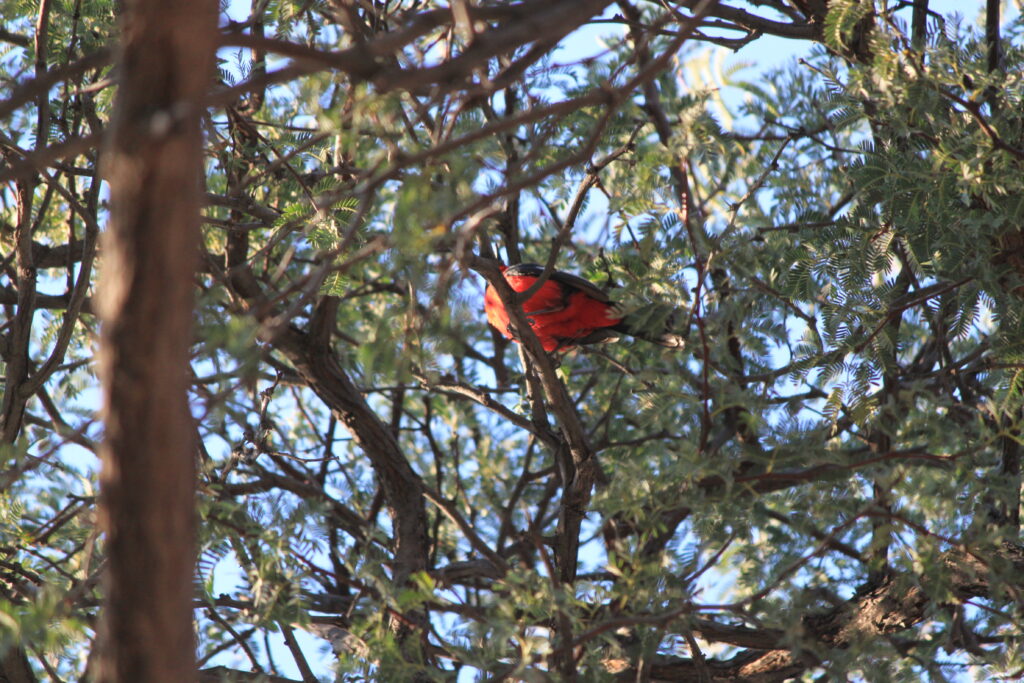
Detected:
left=94, top=1, right=217, bottom=681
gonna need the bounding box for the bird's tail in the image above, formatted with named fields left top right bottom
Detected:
left=613, top=304, right=687, bottom=348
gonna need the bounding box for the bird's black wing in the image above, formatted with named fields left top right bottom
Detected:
left=505, top=263, right=612, bottom=303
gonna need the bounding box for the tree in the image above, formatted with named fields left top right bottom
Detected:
left=1, top=0, right=1023, bottom=680
left=95, top=0, right=218, bottom=681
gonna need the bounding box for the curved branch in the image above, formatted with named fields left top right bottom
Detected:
left=611, top=544, right=1024, bottom=681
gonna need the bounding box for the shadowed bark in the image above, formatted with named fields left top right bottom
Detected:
left=94, top=1, right=217, bottom=681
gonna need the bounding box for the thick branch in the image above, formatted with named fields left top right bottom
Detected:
left=222, top=0, right=613, bottom=94
left=273, top=297, right=430, bottom=665
left=613, top=544, right=1024, bottom=681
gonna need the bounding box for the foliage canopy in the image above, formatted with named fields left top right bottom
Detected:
left=2, top=0, right=1024, bottom=680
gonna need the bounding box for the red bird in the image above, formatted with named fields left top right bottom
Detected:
left=484, top=263, right=684, bottom=352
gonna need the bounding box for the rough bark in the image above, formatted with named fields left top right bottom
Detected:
left=94, top=1, right=217, bottom=681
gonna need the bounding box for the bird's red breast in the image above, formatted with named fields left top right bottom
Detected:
left=484, top=263, right=622, bottom=352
